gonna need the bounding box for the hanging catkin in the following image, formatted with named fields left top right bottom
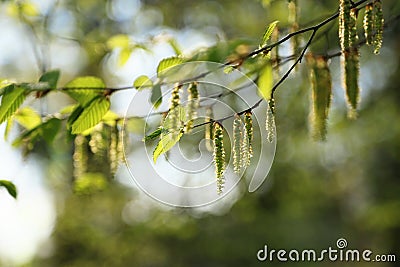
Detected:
left=232, top=115, right=243, bottom=174
left=340, top=3, right=360, bottom=118
left=73, top=135, right=88, bottom=180
left=288, top=0, right=300, bottom=59
left=213, top=122, right=225, bottom=194
left=89, top=123, right=105, bottom=155
left=185, top=82, right=199, bottom=133
left=266, top=107, right=275, bottom=143
left=339, top=0, right=352, bottom=51
left=109, top=125, right=119, bottom=177
left=168, top=83, right=182, bottom=134
left=244, top=111, right=253, bottom=158
left=363, top=3, right=374, bottom=46
left=205, top=107, right=214, bottom=152
left=373, top=0, right=384, bottom=54
left=307, top=54, right=332, bottom=141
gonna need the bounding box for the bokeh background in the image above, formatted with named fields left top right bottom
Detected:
left=0, top=0, right=399, bottom=266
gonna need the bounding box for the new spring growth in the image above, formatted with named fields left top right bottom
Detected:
left=339, top=0, right=352, bottom=51
left=373, top=0, right=384, bottom=54
left=205, top=107, right=214, bottom=152
left=168, top=83, right=182, bottom=134
left=363, top=4, right=374, bottom=46
left=213, top=122, right=225, bottom=194
left=233, top=114, right=243, bottom=174
left=185, top=82, right=199, bottom=133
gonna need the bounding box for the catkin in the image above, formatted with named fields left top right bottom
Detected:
left=73, top=135, right=88, bottom=179
left=244, top=111, right=253, bottom=158
left=339, top=0, right=352, bottom=51
left=307, top=54, right=332, bottom=141
left=185, top=82, right=199, bottom=133
left=89, top=123, right=105, bottom=155
left=205, top=107, right=214, bottom=152
left=213, top=122, right=225, bottom=194
left=373, top=0, right=384, bottom=54
left=169, top=83, right=182, bottom=134
left=339, top=2, right=360, bottom=118
left=266, top=107, right=275, bottom=143
left=343, top=48, right=360, bottom=119
left=109, top=125, right=119, bottom=177
left=288, top=0, right=300, bottom=59
left=233, top=115, right=242, bottom=174
left=363, top=4, right=374, bottom=46
left=241, top=127, right=250, bottom=168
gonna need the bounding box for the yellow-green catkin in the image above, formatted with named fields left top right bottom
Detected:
left=244, top=111, right=253, bottom=158
left=185, top=82, right=199, bottom=133
left=349, top=8, right=359, bottom=46
left=117, top=125, right=125, bottom=164
left=205, top=107, right=214, bottom=152
left=213, top=122, right=225, bottom=194
left=89, top=123, right=105, bottom=155
left=241, top=126, right=250, bottom=168
left=363, top=4, right=374, bottom=46
left=340, top=5, right=360, bottom=118
left=73, top=135, right=88, bottom=179
left=109, top=125, right=119, bottom=177
left=339, top=0, right=352, bottom=51
left=232, top=115, right=242, bottom=174
left=373, top=0, right=384, bottom=54
left=307, top=54, right=332, bottom=141
left=169, top=83, right=182, bottom=134
left=266, top=107, right=275, bottom=143
left=343, top=48, right=360, bottom=119
left=288, top=0, right=300, bottom=57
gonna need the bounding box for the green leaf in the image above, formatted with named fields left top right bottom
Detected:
left=14, top=107, right=41, bottom=130
left=168, top=38, right=182, bottom=55
left=41, top=118, right=62, bottom=144
left=261, top=20, right=279, bottom=47
left=257, top=62, right=273, bottom=101
left=118, top=47, right=132, bottom=66
left=102, top=111, right=120, bottom=127
left=67, top=105, right=84, bottom=129
left=39, top=70, right=60, bottom=90
left=12, top=118, right=61, bottom=147
left=71, top=96, right=110, bottom=134
left=157, top=57, right=184, bottom=77
left=0, top=84, right=27, bottom=124
left=107, top=34, right=130, bottom=49
left=64, top=76, right=105, bottom=106
left=133, top=75, right=153, bottom=90
left=143, top=127, right=168, bottom=142
left=0, top=80, right=14, bottom=96
left=162, top=105, right=187, bottom=130
left=153, top=131, right=183, bottom=163
left=150, top=83, right=162, bottom=109
left=0, top=180, right=17, bottom=199
left=4, top=118, right=14, bottom=140
left=60, top=104, right=77, bottom=115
